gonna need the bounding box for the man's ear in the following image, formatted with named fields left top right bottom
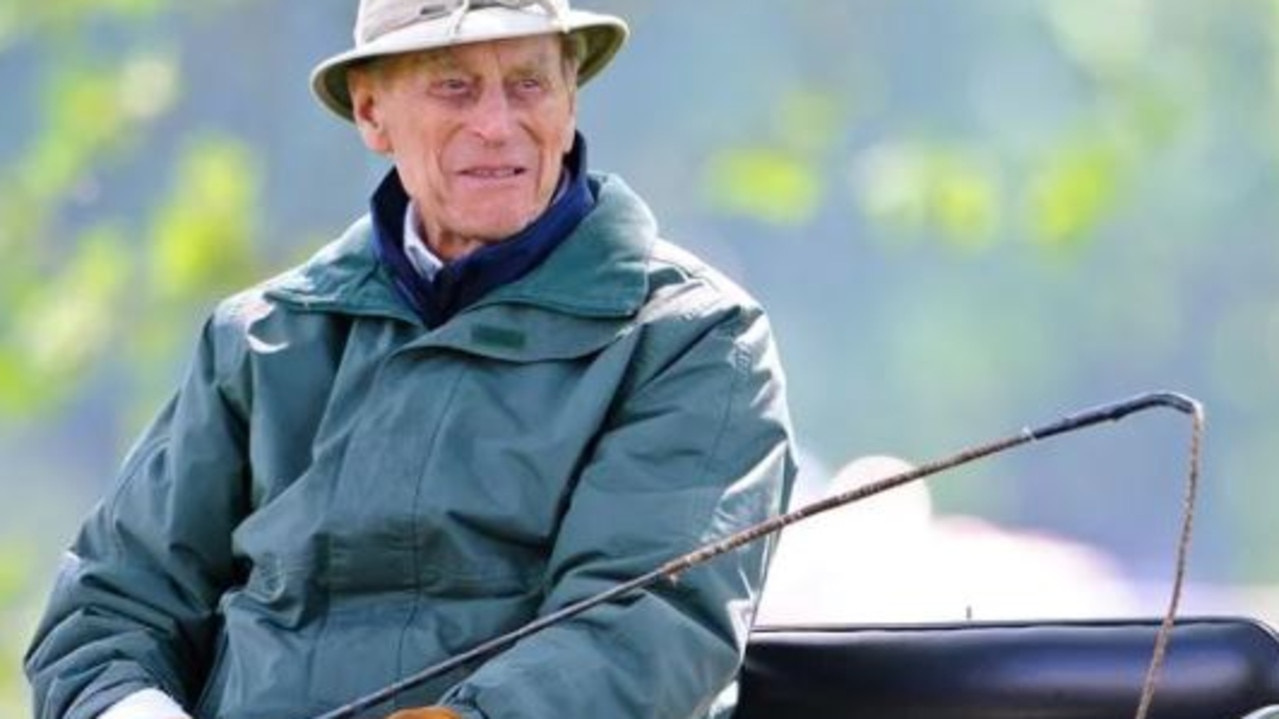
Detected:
left=349, top=68, right=392, bottom=155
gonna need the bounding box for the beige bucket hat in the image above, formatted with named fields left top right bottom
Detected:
left=311, top=0, right=628, bottom=122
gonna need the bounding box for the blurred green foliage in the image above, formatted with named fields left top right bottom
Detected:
left=706, top=147, right=822, bottom=226
left=149, top=139, right=259, bottom=302
left=0, top=0, right=263, bottom=708
left=703, top=90, right=841, bottom=226
left=1030, top=137, right=1123, bottom=249
left=853, top=142, right=1002, bottom=249
left=0, top=3, right=262, bottom=416
left=2, top=227, right=129, bottom=412
left=0, top=538, right=35, bottom=717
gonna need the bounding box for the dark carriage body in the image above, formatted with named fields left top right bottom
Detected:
left=737, top=617, right=1279, bottom=719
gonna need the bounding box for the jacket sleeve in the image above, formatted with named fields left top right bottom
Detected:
left=24, top=318, right=250, bottom=719
left=438, top=304, right=797, bottom=719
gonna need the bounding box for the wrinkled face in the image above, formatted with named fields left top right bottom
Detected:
left=349, top=34, right=577, bottom=258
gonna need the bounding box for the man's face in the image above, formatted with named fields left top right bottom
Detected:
left=350, top=35, right=577, bottom=258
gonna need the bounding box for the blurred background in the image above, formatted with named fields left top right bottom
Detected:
left=2, top=0, right=1278, bottom=712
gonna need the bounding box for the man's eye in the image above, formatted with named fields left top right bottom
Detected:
left=433, top=78, right=472, bottom=95
left=514, top=77, right=545, bottom=93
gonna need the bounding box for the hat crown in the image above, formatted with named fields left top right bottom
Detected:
left=354, top=0, right=424, bottom=44
left=354, top=0, right=568, bottom=46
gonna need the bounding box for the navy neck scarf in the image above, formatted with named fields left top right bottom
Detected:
left=371, top=133, right=595, bottom=328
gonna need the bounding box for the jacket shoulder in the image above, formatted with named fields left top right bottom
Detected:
left=204, top=216, right=383, bottom=345
left=640, top=238, right=768, bottom=330
left=197, top=220, right=376, bottom=409
left=616, top=237, right=784, bottom=403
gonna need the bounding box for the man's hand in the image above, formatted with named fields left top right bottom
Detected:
left=385, top=707, right=462, bottom=719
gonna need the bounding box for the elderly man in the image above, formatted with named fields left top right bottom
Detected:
left=25, top=2, right=796, bottom=718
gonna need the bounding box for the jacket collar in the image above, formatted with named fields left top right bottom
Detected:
left=263, top=172, right=657, bottom=325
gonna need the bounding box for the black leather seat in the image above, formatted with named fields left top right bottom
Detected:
left=737, top=618, right=1279, bottom=719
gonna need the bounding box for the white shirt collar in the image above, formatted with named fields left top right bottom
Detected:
left=403, top=200, right=443, bottom=281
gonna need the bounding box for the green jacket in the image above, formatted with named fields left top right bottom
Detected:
left=25, top=174, right=796, bottom=719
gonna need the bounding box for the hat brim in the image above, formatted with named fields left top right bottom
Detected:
left=310, top=7, right=627, bottom=122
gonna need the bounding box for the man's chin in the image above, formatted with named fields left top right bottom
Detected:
left=456, top=207, right=541, bottom=241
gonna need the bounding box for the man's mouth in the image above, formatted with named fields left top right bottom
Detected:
left=460, top=167, right=526, bottom=179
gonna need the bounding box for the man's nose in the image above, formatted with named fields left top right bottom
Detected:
left=468, top=87, right=516, bottom=144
